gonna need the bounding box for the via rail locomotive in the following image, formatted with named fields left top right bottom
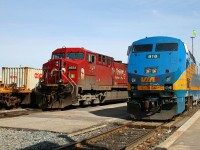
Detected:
left=127, top=36, right=200, bottom=120
left=39, top=47, right=128, bottom=109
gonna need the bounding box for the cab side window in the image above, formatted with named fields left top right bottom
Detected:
left=98, top=55, right=102, bottom=64
left=107, top=58, right=111, bottom=65
left=98, top=55, right=102, bottom=62
left=87, top=54, right=95, bottom=63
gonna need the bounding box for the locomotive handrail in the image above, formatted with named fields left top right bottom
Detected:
left=62, top=73, right=78, bottom=95
left=50, top=69, right=77, bottom=94
left=69, top=76, right=78, bottom=94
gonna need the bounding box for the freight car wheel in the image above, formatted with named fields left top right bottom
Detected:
left=0, top=104, right=4, bottom=110
left=5, top=102, right=13, bottom=110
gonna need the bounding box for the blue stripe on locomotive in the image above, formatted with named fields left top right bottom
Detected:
left=127, top=36, right=200, bottom=119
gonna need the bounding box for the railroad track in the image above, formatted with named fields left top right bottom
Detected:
left=0, top=108, right=42, bottom=118
left=0, top=104, right=199, bottom=149
left=56, top=121, right=172, bottom=150
left=56, top=109, right=197, bottom=150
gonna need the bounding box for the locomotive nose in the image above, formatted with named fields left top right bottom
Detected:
left=42, top=59, right=64, bottom=84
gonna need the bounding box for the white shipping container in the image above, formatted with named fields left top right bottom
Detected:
left=2, top=67, right=42, bottom=91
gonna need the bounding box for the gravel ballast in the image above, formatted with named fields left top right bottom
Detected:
left=0, top=123, right=120, bottom=150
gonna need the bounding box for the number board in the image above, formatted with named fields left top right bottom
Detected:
left=146, top=54, right=160, bottom=59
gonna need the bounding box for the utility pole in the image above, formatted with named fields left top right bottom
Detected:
left=191, top=30, right=197, bottom=55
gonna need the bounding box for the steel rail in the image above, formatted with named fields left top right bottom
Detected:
left=56, top=122, right=163, bottom=150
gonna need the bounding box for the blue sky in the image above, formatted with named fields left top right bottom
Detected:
left=0, top=0, right=200, bottom=75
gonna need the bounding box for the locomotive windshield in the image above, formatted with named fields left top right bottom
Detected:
left=156, top=43, right=178, bottom=51
left=66, top=52, right=84, bottom=59
left=52, top=53, right=64, bottom=59
left=132, top=44, right=153, bottom=52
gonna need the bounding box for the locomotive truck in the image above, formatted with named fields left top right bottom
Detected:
left=39, top=47, right=128, bottom=109
left=127, top=36, right=200, bottom=120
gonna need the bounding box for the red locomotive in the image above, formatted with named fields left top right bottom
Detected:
left=39, top=47, right=128, bottom=108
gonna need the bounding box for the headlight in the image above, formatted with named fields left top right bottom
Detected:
left=168, top=86, right=172, bottom=90
left=166, top=76, right=171, bottom=82
left=58, top=79, right=63, bottom=83
left=145, top=67, right=157, bottom=74
left=152, top=68, right=157, bottom=74
left=55, top=60, right=59, bottom=66
left=70, top=74, right=75, bottom=78
left=145, top=68, right=151, bottom=74
left=131, top=84, right=137, bottom=90
left=132, top=78, right=136, bottom=82
left=164, top=84, right=173, bottom=90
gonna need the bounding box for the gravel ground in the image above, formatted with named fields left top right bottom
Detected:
left=0, top=116, right=190, bottom=150
left=0, top=123, right=121, bottom=150
left=0, top=123, right=174, bottom=150
left=0, top=127, right=73, bottom=150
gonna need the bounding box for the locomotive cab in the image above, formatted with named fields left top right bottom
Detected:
left=42, top=49, right=83, bottom=84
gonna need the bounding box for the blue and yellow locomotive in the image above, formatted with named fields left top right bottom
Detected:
left=127, top=36, right=200, bottom=120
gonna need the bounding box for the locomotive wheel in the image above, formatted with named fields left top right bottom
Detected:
left=92, top=98, right=100, bottom=105
left=80, top=100, right=91, bottom=107
left=83, top=100, right=90, bottom=106
left=130, top=114, right=136, bottom=119
left=130, top=114, right=141, bottom=120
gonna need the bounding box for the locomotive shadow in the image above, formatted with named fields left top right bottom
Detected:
left=21, top=141, right=61, bottom=150
left=21, top=135, right=110, bottom=150
left=89, top=103, right=131, bottom=120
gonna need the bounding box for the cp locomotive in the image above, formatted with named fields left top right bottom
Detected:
left=39, top=47, right=128, bottom=109
left=127, top=36, right=200, bottom=120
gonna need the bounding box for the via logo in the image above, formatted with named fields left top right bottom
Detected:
left=141, top=77, right=155, bottom=82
